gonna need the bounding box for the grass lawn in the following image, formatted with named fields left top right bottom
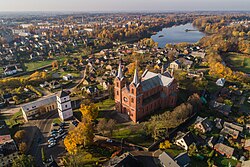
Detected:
left=95, top=99, right=115, bottom=111
left=225, top=52, right=250, bottom=73
left=5, top=110, right=24, bottom=127
left=213, top=155, right=238, bottom=167
left=112, top=124, right=153, bottom=147
left=165, top=145, right=185, bottom=158
left=25, top=60, right=53, bottom=71
left=190, top=157, right=208, bottom=167
left=58, top=71, right=81, bottom=78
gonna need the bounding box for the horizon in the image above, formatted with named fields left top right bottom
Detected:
left=0, top=0, right=250, bottom=12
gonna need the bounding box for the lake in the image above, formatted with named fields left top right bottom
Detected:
left=151, top=23, right=205, bottom=48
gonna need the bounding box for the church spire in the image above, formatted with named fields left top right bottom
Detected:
left=132, top=61, right=140, bottom=86
left=116, top=61, right=123, bottom=80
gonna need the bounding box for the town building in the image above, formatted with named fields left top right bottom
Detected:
left=21, top=90, right=73, bottom=121
left=0, top=121, right=18, bottom=167
left=114, top=62, right=178, bottom=122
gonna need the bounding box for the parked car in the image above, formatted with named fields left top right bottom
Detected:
left=48, top=142, right=56, bottom=148
left=106, top=139, right=113, bottom=143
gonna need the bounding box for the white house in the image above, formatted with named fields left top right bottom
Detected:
left=175, top=132, right=196, bottom=150
left=216, top=78, right=226, bottom=87
left=63, top=74, right=73, bottom=81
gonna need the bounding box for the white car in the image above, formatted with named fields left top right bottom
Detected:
left=106, top=139, right=113, bottom=143
left=48, top=142, right=56, bottom=148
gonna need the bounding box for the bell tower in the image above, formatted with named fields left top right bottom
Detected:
left=114, top=61, right=125, bottom=113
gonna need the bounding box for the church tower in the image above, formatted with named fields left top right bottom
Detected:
left=57, top=90, right=73, bottom=121
left=114, top=61, right=126, bottom=113
left=129, top=67, right=143, bottom=122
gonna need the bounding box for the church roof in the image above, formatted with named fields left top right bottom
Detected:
left=141, top=70, right=174, bottom=92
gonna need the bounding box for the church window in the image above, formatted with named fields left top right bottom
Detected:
left=116, top=82, right=119, bottom=87
left=116, top=91, right=119, bottom=95
left=131, top=98, right=134, bottom=103
left=132, top=89, right=134, bottom=94
left=124, top=97, right=128, bottom=102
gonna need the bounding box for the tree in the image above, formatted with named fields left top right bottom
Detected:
left=107, top=119, right=116, bottom=136
left=64, top=122, right=94, bottom=155
left=14, top=130, right=26, bottom=142
left=96, top=118, right=107, bottom=135
left=18, top=142, right=27, bottom=154
left=79, top=104, right=98, bottom=122
left=12, top=154, right=35, bottom=167
left=159, top=140, right=172, bottom=150
left=51, top=61, right=59, bottom=69
left=188, top=143, right=197, bottom=156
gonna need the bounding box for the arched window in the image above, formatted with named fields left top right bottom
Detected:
left=116, top=82, right=119, bottom=87
left=131, top=98, right=134, bottom=103
left=132, top=88, right=134, bottom=94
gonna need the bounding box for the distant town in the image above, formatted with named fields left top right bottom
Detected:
left=0, top=11, right=250, bottom=167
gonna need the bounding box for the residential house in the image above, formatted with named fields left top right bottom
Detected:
left=63, top=74, right=73, bottom=81
left=175, top=132, right=196, bottom=150
left=216, top=78, right=226, bottom=87
left=49, top=81, right=61, bottom=90
left=224, top=122, right=243, bottom=132
left=244, top=139, right=250, bottom=151
left=207, top=136, right=218, bottom=148
left=158, top=152, right=179, bottom=167
left=104, top=152, right=140, bottom=167
left=220, top=126, right=239, bottom=139
left=211, top=101, right=232, bottom=116
left=194, top=117, right=213, bottom=133
left=214, top=143, right=234, bottom=158
left=214, top=118, right=224, bottom=129
left=169, top=60, right=181, bottom=70
left=174, top=152, right=191, bottom=167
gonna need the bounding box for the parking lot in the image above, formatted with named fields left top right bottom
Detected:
left=27, top=111, right=79, bottom=166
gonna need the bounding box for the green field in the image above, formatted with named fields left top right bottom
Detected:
left=225, top=52, right=250, bottom=73
left=95, top=99, right=115, bottom=111
left=25, top=60, right=53, bottom=71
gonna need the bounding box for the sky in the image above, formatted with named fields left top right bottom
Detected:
left=0, top=0, right=249, bottom=12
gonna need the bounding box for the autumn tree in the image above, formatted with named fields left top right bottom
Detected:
left=18, top=142, right=27, bottom=154
left=14, top=130, right=26, bottom=142
left=79, top=104, right=98, bottom=122
left=52, top=61, right=59, bottom=69
left=159, top=140, right=172, bottom=150
left=64, top=122, right=94, bottom=155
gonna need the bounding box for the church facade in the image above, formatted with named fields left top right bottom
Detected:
left=114, top=63, right=178, bottom=123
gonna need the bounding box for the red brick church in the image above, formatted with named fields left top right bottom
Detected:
left=114, top=62, right=178, bottom=122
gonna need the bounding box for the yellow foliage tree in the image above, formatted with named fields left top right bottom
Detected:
left=79, top=104, right=98, bottom=122
left=159, top=140, right=172, bottom=150
left=64, top=122, right=94, bottom=155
